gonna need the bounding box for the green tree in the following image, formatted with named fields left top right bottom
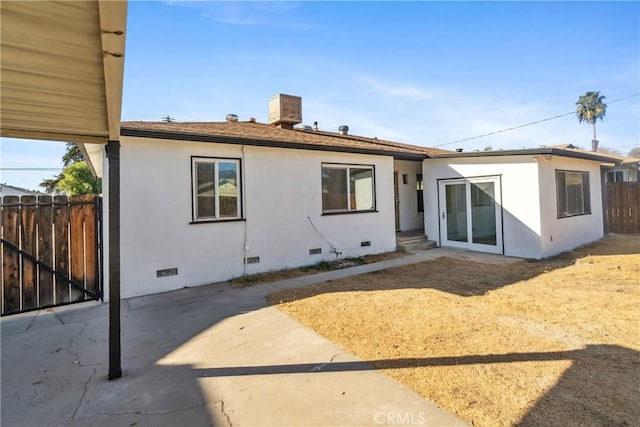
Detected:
left=576, top=91, right=607, bottom=151
left=62, top=143, right=83, bottom=166
left=39, top=143, right=100, bottom=194
left=57, top=161, right=101, bottom=195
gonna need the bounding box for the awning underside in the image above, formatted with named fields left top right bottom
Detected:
left=0, top=0, right=127, bottom=147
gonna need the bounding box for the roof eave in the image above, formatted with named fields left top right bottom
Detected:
left=120, top=127, right=427, bottom=160
left=427, top=148, right=623, bottom=164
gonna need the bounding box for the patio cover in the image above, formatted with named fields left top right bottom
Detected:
left=1, top=0, right=128, bottom=380
left=1, top=0, right=127, bottom=162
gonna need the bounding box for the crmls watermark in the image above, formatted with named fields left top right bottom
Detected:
left=374, top=411, right=427, bottom=425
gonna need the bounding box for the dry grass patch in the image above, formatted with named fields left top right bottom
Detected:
left=268, top=235, right=640, bottom=426
left=230, top=250, right=408, bottom=288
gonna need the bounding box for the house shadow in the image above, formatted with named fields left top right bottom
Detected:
left=3, top=272, right=638, bottom=426
left=193, top=344, right=639, bottom=426
left=3, top=235, right=637, bottom=426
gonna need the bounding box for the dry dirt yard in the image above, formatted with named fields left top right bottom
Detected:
left=268, top=234, right=640, bottom=427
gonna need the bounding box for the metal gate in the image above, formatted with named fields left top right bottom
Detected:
left=1, top=195, right=102, bottom=316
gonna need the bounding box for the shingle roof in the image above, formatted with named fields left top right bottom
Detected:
left=120, top=121, right=450, bottom=159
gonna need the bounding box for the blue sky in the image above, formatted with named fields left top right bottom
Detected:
left=2, top=1, right=639, bottom=191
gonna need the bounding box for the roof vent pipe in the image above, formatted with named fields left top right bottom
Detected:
left=313, top=121, right=318, bottom=131
left=339, top=125, right=349, bottom=135
left=226, top=114, right=238, bottom=123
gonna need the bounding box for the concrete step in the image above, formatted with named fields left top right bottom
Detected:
left=397, top=238, right=438, bottom=252
left=397, top=235, right=429, bottom=245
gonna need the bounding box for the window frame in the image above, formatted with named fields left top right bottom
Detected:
left=321, top=163, right=377, bottom=215
left=606, top=170, right=627, bottom=183
left=191, top=156, right=243, bottom=223
left=555, top=169, right=591, bottom=219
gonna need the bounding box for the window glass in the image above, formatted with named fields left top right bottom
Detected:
left=322, top=164, right=375, bottom=213
left=350, top=168, right=374, bottom=210
left=192, top=158, right=241, bottom=221
left=607, top=170, right=625, bottom=183
left=556, top=170, right=590, bottom=217
left=196, top=162, right=215, bottom=218
left=218, top=162, right=238, bottom=218
left=322, top=167, right=348, bottom=211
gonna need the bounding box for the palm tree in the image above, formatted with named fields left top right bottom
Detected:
left=576, top=91, right=607, bottom=151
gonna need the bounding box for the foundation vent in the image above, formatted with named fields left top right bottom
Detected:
left=157, top=268, right=178, bottom=278
left=360, top=241, right=371, bottom=247
left=245, top=256, right=260, bottom=264
left=309, top=248, right=322, bottom=255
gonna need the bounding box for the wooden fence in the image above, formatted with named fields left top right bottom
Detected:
left=603, top=182, right=640, bottom=234
left=1, top=195, right=102, bottom=316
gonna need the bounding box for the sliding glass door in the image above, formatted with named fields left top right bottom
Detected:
left=438, top=177, right=502, bottom=254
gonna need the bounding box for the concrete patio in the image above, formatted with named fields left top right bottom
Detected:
left=2, top=248, right=517, bottom=427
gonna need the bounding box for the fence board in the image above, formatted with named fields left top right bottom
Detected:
left=2, top=196, right=21, bottom=314
left=54, top=196, right=70, bottom=304
left=37, top=196, right=54, bottom=307
left=604, top=182, right=640, bottom=234
left=70, top=195, right=86, bottom=302
left=2, top=195, right=101, bottom=315
left=84, top=198, right=98, bottom=297
left=20, top=196, right=37, bottom=310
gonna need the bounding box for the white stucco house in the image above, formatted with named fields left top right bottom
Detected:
left=423, top=148, right=615, bottom=259
left=82, top=94, right=618, bottom=299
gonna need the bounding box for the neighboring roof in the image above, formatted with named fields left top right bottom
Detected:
left=427, top=147, right=624, bottom=164
left=552, top=144, right=640, bottom=165
left=120, top=121, right=450, bottom=160
left=0, top=183, right=46, bottom=196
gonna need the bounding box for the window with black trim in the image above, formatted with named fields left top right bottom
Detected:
left=192, top=157, right=241, bottom=221
left=322, top=164, right=375, bottom=213
left=606, top=170, right=627, bottom=183
left=556, top=170, right=591, bottom=218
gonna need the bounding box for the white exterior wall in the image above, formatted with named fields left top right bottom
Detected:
left=115, top=136, right=396, bottom=298
left=423, top=156, right=544, bottom=258
left=393, top=160, right=424, bottom=231
left=537, top=156, right=604, bottom=258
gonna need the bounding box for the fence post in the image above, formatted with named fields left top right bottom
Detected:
left=106, top=140, right=122, bottom=380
